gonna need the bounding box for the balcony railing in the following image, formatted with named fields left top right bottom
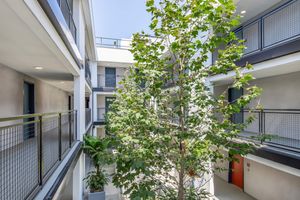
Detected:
left=95, top=37, right=131, bottom=49
left=85, top=61, right=92, bottom=87
left=213, top=0, right=300, bottom=65
left=0, top=110, right=77, bottom=199
left=241, top=109, right=300, bottom=151
left=85, top=108, right=91, bottom=128
left=97, top=108, right=106, bottom=122
left=57, top=0, right=77, bottom=43
left=96, top=74, right=124, bottom=91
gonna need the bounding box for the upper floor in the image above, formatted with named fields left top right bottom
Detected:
left=210, top=0, right=300, bottom=85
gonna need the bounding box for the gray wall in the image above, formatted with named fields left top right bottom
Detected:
left=0, top=63, right=69, bottom=118
left=214, top=71, right=300, bottom=109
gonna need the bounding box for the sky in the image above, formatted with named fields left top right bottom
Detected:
left=92, top=0, right=152, bottom=39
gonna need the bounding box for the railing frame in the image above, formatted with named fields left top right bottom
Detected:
left=243, top=108, right=300, bottom=151
left=95, top=37, right=131, bottom=49
left=235, top=0, right=300, bottom=57
left=0, top=110, right=77, bottom=199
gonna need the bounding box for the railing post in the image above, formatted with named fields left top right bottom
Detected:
left=69, top=111, right=72, bottom=148
left=262, top=110, right=265, bottom=134
left=38, top=115, right=43, bottom=186
left=58, top=113, right=62, bottom=161
left=75, top=110, right=78, bottom=140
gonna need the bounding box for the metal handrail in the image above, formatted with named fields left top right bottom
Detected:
left=95, top=37, right=131, bottom=49
left=0, top=110, right=77, bottom=199
left=242, top=109, right=300, bottom=151
left=0, top=110, right=75, bottom=122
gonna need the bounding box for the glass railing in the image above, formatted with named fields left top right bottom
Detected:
left=95, top=37, right=131, bottom=49
left=57, top=0, right=77, bottom=43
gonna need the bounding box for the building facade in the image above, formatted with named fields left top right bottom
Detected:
left=0, top=0, right=95, bottom=199
left=210, top=0, right=300, bottom=199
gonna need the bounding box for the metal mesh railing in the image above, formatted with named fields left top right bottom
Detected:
left=97, top=108, right=106, bottom=122
left=97, top=74, right=124, bottom=90
left=212, top=0, right=300, bottom=63
left=85, top=108, right=91, bottom=128
left=242, top=109, right=300, bottom=150
left=0, top=110, right=77, bottom=200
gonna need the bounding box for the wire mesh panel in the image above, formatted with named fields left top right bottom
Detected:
left=243, top=21, right=260, bottom=55
left=61, top=113, right=70, bottom=157
left=42, top=115, right=59, bottom=178
left=243, top=111, right=260, bottom=134
left=0, top=120, right=39, bottom=200
left=263, top=0, right=300, bottom=48
left=0, top=110, right=77, bottom=199
left=71, top=112, right=76, bottom=144
left=264, top=111, right=300, bottom=149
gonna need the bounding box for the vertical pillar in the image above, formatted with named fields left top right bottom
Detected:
left=90, top=61, right=98, bottom=88
left=72, top=152, right=85, bottom=200
left=74, top=69, right=85, bottom=141
left=93, top=93, right=98, bottom=125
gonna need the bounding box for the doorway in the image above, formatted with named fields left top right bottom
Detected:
left=105, top=67, right=116, bottom=88
left=229, top=154, right=244, bottom=189
left=23, top=82, right=35, bottom=139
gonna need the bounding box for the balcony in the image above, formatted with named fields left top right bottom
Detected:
left=95, top=74, right=124, bottom=92
left=0, top=111, right=77, bottom=199
left=241, top=109, right=300, bottom=151
left=85, top=108, right=92, bottom=128
left=85, top=61, right=92, bottom=88
left=57, top=0, right=77, bottom=43
left=96, top=37, right=131, bottom=49
left=95, top=108, right=106, bottom=125
left=213, top=0, right=300, bottom=66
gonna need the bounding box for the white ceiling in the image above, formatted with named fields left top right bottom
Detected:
left=210, top=52, right=300, bottom=86
left=235, top=0, right=283, bottom=23
left=0, top=0, right=77, bottom=92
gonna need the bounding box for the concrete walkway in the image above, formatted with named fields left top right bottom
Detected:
left=214, top=176, right=255, bottom=200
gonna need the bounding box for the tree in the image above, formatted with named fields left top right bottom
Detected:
left=107, top=0, right=261, bottom=199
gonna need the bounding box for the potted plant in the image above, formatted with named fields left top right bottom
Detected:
left=83, top=135, right=113, bottom=200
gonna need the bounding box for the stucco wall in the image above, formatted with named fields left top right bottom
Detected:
left=97, top=66, right=128, bottom=88
left=97, top=127, right=105, bottom=138
left=213, top=71, right=300, bottom=109
left=244, top=156, right=300, bottom=200
left=0, top=63, right=69, bottom=118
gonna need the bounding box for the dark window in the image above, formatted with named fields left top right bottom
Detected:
left=105, top=67, right=116, bottom=88
left=228, top=88, right=243, bottom=124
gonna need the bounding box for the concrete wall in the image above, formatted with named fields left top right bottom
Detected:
left=244, top=155, right=300, bottom=200
left=97, top=66, right=128, bottom=88
left=96, top=127, right=105, bottom=138
left=213, top=71, right=300, bottom=109
left=0, top=63, right=69, bottom=118
left=97, top=47, right=134, bottom=64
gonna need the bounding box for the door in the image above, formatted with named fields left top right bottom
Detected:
left=105, top=67, right=116, bottom=88
left=228, top=88, right=243, bottom=124
left=23, top=82, right=35, bottom=139
left=230, top=154, right=244, bottom=189
left=105, top=97, right=116, bottom=114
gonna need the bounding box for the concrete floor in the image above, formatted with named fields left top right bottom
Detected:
left=214, top=176, right=255, bottom=200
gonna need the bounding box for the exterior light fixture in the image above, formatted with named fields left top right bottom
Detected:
left=241, top=10, right=246, bottom=14
left=34, top=66, right=43, bottom=70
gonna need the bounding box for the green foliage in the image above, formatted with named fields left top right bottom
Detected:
left=84, top=170, right=109, bottom=192
left=83, top=135, right=114, bottom=192
left=107, top=0, right=262, bottom=199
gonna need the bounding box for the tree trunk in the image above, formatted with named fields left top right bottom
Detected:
left=178, top=144, right=185, bottom=200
